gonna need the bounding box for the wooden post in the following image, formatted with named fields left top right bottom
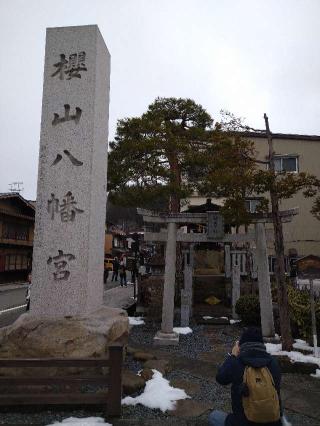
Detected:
left=309, top=279, right=319, bottom=358
left=108, top=344, right=123, bottom=417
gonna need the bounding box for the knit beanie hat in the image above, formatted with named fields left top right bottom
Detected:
left=239, top=327, right=263, bottom=345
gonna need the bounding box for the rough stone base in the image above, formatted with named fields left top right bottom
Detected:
left=0, top=305, right=129, bottom=376
left=153, top=331, right=179, bottom=346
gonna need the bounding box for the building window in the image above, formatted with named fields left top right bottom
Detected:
left=274, top=156, right=298, bottom=173
left=245, top=199, right=262, bottom=213
left=4, top=254, right=29, bottom=271
left=268, top=256, right=289, bottom=274
left=2, top=223, right=29, bottom=240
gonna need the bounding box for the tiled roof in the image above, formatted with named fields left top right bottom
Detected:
left=0, top=193, right=36, bottom=211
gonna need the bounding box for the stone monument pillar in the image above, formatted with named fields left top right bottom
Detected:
left=255, top=222, right=275, bottom=337
left=31, top=25, right=110, bottom=317
left=224, top=244, right=231, bottom=278
left=154, top=221, right=179, bottom=345
left=180, top=244, right=194, bottom=327
left=231, top=263, right=241, bottom=319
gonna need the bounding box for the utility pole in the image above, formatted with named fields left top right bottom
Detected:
left=264, top=113, right=293, bottom=351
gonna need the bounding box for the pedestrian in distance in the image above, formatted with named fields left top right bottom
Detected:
left=119, top=260, right=127, bottom=287
left=209, top=326, right=290, bottom=426
left=131, top=257, right=138, bottom=285
left=111, top=256, right=119, bottom=282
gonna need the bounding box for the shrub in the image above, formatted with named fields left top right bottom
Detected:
left=235, top=295, right=261, bottom=326
left=288, top=285, right=320, bottom=340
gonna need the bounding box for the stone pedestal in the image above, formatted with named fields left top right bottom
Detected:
left=255, top=222, right=275, bottom=337
left=154, top=330, right=179, bottom=346
left=31, top=25, right=110, bottom=317
left=0, top=306, right=129, bottom=375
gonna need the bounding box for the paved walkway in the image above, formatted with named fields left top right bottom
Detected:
left=0, top=282, right=28, bottom=292
left=103, top=282, right=136, bottom=310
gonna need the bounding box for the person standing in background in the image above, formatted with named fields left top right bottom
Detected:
left=112, top=256, right=119, bottom=282
left=119, top=258, right=127, bottom=287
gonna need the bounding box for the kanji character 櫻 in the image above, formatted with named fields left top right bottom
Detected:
left=47, top=250, right=75, bottom=281
left=60, top=191, right=84, bottom=222
left=51, top=54, right=68, bottom=80
left=51, top=52, right=87, bottom=80
left=66, top=51, right=87, bottom=79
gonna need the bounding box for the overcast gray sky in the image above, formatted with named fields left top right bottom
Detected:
left=1, top=0, right=319, bottom=200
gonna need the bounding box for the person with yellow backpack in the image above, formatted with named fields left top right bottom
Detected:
left=208, top=327, right=289, bottom=426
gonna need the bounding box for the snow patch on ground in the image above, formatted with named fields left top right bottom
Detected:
left=281, top=415, right=292, bottom=426
left=173, top=327, right=193, bottom=335
left=229, top=319, right=241, bottom=324
left=47, top=417, right=111, bottom=426
left=266, top=342, right=320, bottom=371
left=311, top=369, right=320, bottom=379
left=202, top=316, right=229, bottom=321
left=122, top=369, right=189, bottom=412
left=128, top=316, right=145, bottom=325
left=293, top=339, right=319, bottom=353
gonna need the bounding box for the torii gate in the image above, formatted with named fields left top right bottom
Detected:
left=138, top=208, right=298, bottom=345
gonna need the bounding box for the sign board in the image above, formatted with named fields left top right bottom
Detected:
left=207, top=212, right=224, bottom=240
left=296, top=255, right=320, bottom=279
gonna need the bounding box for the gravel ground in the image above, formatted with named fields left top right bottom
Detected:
left=1, top=319, right=319, bottom=425
left=127, top=320, right=212, bottom=360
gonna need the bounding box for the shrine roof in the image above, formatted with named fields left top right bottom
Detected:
left=186, top=198, right=221, bottom=213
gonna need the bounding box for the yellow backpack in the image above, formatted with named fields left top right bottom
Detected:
left=242, top=366, right=280, bottom=423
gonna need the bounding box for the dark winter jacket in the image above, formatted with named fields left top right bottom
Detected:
left=216, top=345, right=282, bottom=426
left=113, top=259, right=119, bottom=272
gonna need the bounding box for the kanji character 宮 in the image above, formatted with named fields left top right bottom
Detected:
left=47, top=250, right=75, bottom=281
